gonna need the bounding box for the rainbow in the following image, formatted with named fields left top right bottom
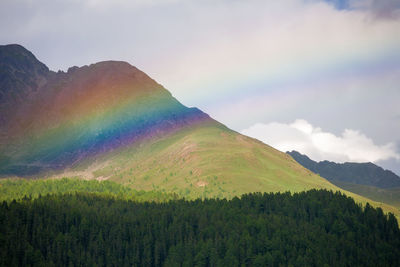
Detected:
left=1, top=61, right=211, bottom=175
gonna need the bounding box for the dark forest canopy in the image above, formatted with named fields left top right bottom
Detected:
left=1, top=190, right=399, bottom=267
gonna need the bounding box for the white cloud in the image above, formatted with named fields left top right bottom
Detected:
left=241, top=119, right=400, bottom=163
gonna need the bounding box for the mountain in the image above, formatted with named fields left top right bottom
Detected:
left=1, top=45, right=400, bottom=218
left=0, top=44, right=212, bottom=176
left=287, top=150, right=400, bottom=188
left=0, top=44, right=328, bottom=193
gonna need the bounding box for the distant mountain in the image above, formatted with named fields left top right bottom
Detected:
left=287, top=150, right=400, bottom=188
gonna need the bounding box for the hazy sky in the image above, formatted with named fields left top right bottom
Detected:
left=1, top=0, right=400, bottom=174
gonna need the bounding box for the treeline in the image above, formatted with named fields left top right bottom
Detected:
left=0, top=178, right=178, bottom=202
left=1, top=190, right=399, bottom=266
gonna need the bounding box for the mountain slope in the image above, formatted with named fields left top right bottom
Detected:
left=287, top=150, right=400, bottom=188
left=0, top=44, right=212, bottom=175
left=332, top=181, right=400, bottom=209
left=0, top=44, right=399, bottom=217
left=73, top=123, right=338, bottom=199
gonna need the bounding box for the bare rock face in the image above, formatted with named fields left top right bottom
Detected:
left=0, top=44, right=49, bottom=104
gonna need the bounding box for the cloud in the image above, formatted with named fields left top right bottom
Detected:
left=241, top=119, right=400, bottom=163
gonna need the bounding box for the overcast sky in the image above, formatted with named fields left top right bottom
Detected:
left=1, top=0, right=399, bottom=174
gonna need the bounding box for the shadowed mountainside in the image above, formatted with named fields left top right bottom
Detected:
left=287, top=150, right=400, bottom=188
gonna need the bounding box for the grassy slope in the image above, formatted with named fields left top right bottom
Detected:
left=60, top=121, right=400, bottom=217
left=88, top=122, right=333, bottom=197
left=0, top=178, right=178, bottom=202
left=332, top=180, right=400, bottom=209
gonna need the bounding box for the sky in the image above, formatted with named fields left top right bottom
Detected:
left=1, top=0, right=400, bottom=174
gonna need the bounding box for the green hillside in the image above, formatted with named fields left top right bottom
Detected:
left=45, top=121, right=400, bottom=218
left=57, top=122, right=336, bottom=198
left=0, top=178, right=178, bottom=203
left=332, top=181, right=400, bottom=209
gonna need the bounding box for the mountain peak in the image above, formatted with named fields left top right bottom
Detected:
left=64, top=60, right=155, bottom=86
left=66, top=61, right=137, bottom=74
left=0, top=44, right=49, bottom=74
left=0, top=44, right=49, bottom=105
left=89, top=60, right=135, bottom=69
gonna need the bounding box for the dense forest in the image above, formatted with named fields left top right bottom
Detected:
left=1, top=189, right=399, bottom=266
